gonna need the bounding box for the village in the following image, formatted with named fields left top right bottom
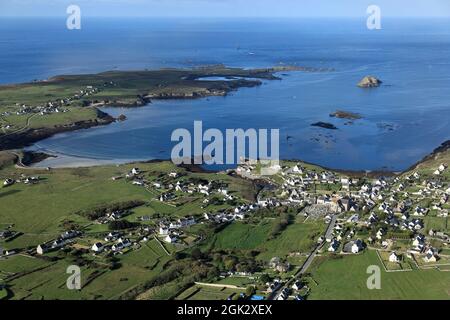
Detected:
left=0, top=82, right=117, bottom=133
left=230, top=158, right=450, bottom=299
left=1, top=154, right=449, bottom=300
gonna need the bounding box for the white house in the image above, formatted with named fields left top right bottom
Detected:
left=60, top=230, right=80, bottom=240
left=423, top=252, right=437, bottom=263
left=328, top=239, right=340, bottom=252
left=91, top=242, right=104, bottom=253
left=376, top=229, right=384, bottom=240
left=180, top=217, right=196, bottom=227
left=292, top=165, right=303, bottom=174
left=351, top=240, right=364, bottom=254
left=112, top=238, right=131, bottom=252
left=104, top=231, right=121, bottom=241
left=51, top=239, right=65, bottom=249
left=164, top=234, right=177, bottom=243
left=159, top=227, right=169, bottom=235
left=389, top=252, right=400, bottom=263
left=414, top=206, right=428, bottom=216
left=153, top=182, right=161, bottom=188
left=292, top=281, right=303, bottom=291
left=36, top=244, right=47, bottom=255
left=413, top=235, right=425, bottom=250
left=3, top=178, right=14, bottom=186
left=119, top=238, right=131, bottom=248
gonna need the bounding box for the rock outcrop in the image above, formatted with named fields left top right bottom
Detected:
left=357, top=76, right=382, bottom=88
left=311, top=122, right=338, bottom=130
left=330, top=110, right=362, bottom=120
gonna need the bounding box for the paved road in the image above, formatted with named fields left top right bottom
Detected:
left=325, top=215, right=337, bottom=240
left=268, top=214, right=337, bottom=300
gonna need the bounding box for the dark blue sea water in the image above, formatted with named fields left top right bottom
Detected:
left=1, top=17, right=450, bottom=170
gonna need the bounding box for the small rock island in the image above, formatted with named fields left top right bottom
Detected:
left=357, top=75, right=382, bottom=88
left=329, top=110, right=362, bottom=120
left=311, top=122, right=338, bottom=130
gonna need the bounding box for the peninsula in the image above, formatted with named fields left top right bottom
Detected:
left=0, top=65, right=310, bottom=150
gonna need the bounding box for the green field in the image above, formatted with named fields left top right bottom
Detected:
left=0, top=288, right=8, bottom=300
left=0, top=159, right=255, bottom=300
left=1, top=138, right=450, bottom=300
left=0, top=67, right=284, bottom=108
left=207, top=219, right=324, bottom=262
left=175, top=285, right=241, bottom=300
left=307, top=250, right=450, bottom=300
left=0, top=161, right=253, bottom=248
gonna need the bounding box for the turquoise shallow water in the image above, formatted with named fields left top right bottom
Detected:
left=1, top=17, right=449, bottom=170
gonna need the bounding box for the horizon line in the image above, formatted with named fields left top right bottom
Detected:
left=1, top=15, right=449, bottom=19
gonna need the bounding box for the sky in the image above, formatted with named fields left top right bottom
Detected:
left=1, top=0, right=450, bottom=17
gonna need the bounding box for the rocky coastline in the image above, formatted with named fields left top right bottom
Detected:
left=0, top=110, right=114, bottom=151
left=0, top=66, right=309, bottom=151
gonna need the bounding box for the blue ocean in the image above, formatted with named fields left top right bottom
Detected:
left=1, top=17, right=450, bottom=170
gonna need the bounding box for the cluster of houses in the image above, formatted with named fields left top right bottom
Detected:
left=433, top=163, right=448, bottom=176
left=407, top=234, right=440, bottom=262
left=4, top=83, right=118, bottom=129
left=269, top=257, right=291, bottom=273
left=204, top=203, right=261, bottom=223
left=159, top=179, right=233, bottom=203
left=114, top=168, right=238, bottom=208
left=73, top=85, right=100, bottom=101
left=36, top=230, right=81, bottom=255
left=240, top=160, right=450, bottom=265
left=273, top=280, right=305, bottom=301
left=0, top=228, right=18, bottom=242
left=10, top=102, right=69, bottom=118
left=276, top=287, right=292, bottom=300
left=3, top=175, right=40, bottom=187
left=96, top=210, right=128, bottom=224
left=0, top=120, right=12, bottom=131
left=0, top=230, right=13, bottom=240
left=266, top=278, right=282, bottom=294
left=158, top=216, right=196, bottom=243
left=91, top=227, right=153, bottom=255
left=36, top=230, right=148, bottom=255
left=90, top=230, right=146, bottom=255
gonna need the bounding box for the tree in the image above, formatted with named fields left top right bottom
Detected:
left=108, top=220, right=138, bottom=230
left=259, top=273, right=271, bottom=284
left=245, top=286, right=255, bottom=297
left=224, top=257, right=237, bottom=271
left=191, top=248, right=203, bottom=260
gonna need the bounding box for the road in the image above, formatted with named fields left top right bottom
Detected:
left=324, top=214, right=338, bottom=241
left=268, top=214, right=337, bottom=300
left=0, top=113, right=37, bottom=139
